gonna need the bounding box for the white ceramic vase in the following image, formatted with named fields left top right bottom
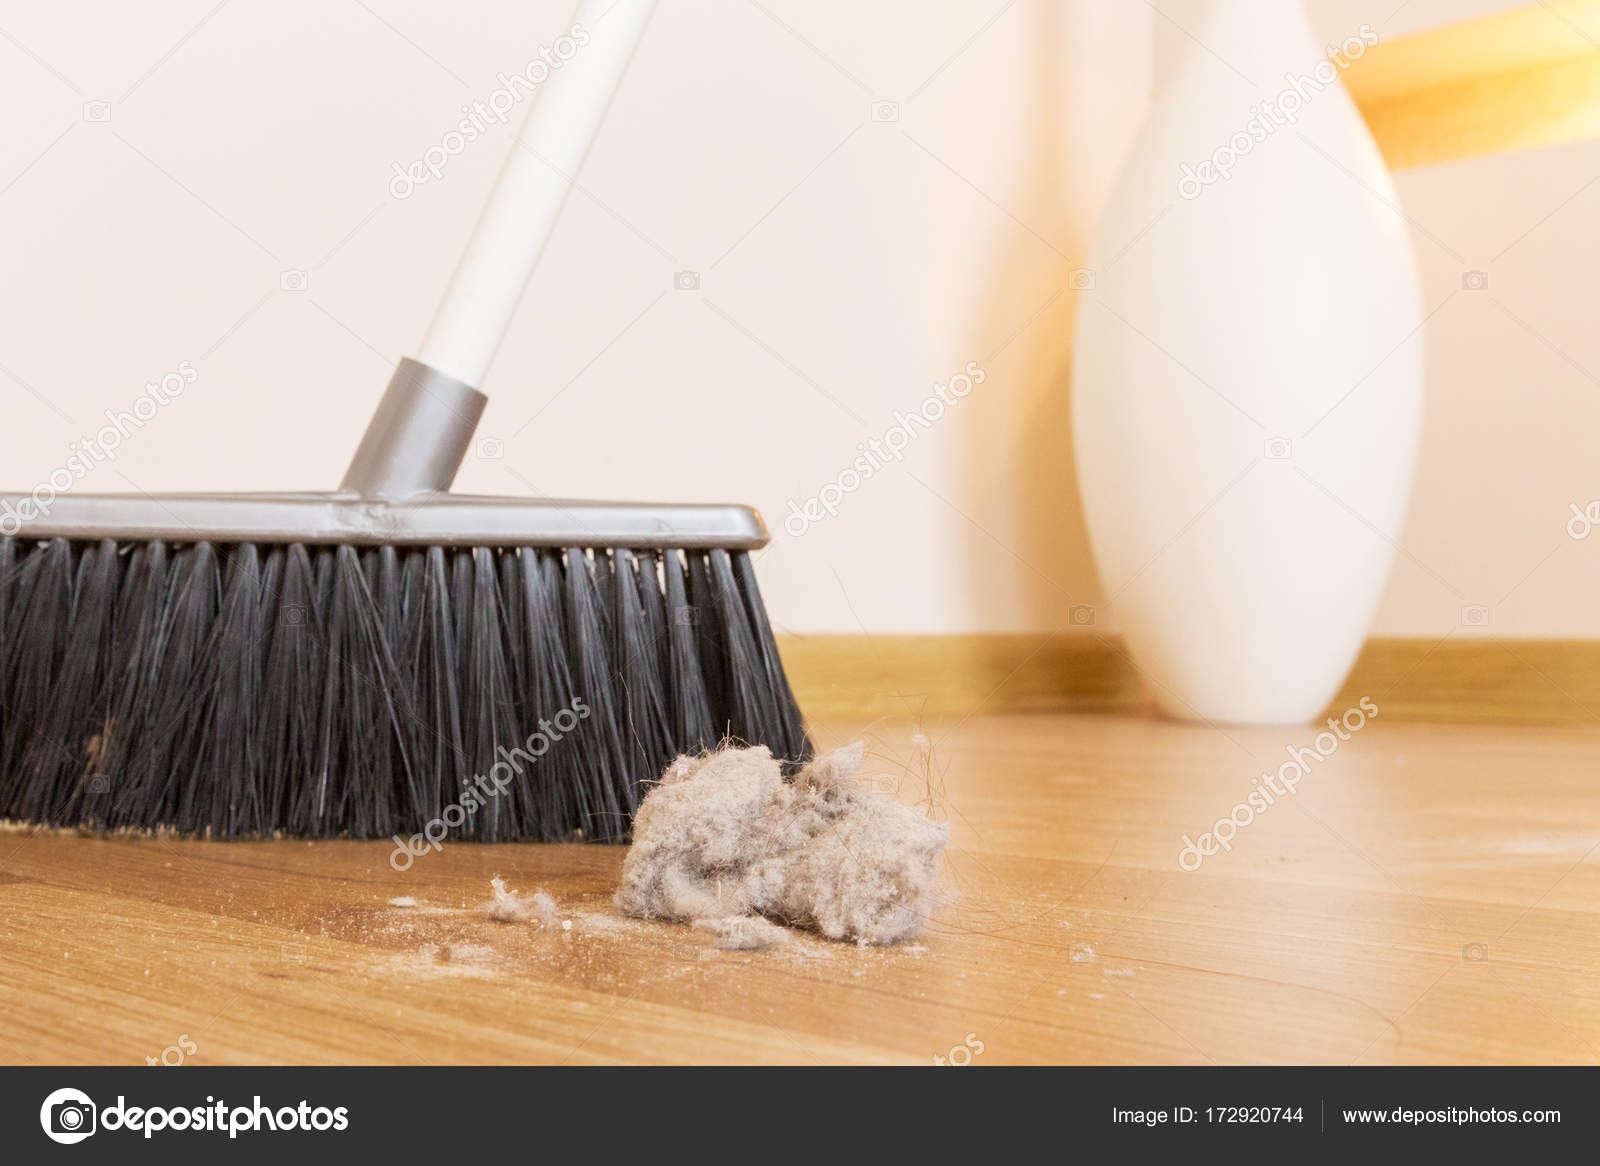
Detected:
left=1070, top=0, right=1424, bottom=724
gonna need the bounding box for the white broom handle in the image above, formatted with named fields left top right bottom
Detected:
left=416, top=0, right=659, bottom=389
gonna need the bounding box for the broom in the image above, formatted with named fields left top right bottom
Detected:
left=0, top=0, right=809, bottom=842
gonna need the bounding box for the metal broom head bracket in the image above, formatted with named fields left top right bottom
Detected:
left=0, top=352, right=766, bottom=550
left=1, top=358, right=767, bottom=548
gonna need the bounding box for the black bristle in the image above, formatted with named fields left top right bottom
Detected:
left=301, top=546, right=417, bottom=836
left=496, top=549, right=537, bottom=835
left=258, top=544, right=319, bottom=828
left=685, top=550, right=729, bottom=721
left=175, top=543, right=264, bottom=837
left=705, top=548, right=783, bottom=750
left=561, top=547, right=635, bottom=835
left=2, top=540, right=74, bottom=805
left=137, top=543, right=223, bottom=827
left=370, top=546, right=426, bottom=827
left=517, top=549, right=595, bottom=838
left=0, top=537, right=811, bottom=840
left=733, top=549, right=809, bottom=764
left=94, top=541, right=170, bottom=828
left=16, top=540, right=117, bottom=823
left=0, top=538, right=13, bottom=759
left=611, top=549, right=673, bottom=787
left=410, top=546, right=467, bottom=828
left=459, top=547, right=518, bottom=842
left=661, top=548, right=716, bottom=752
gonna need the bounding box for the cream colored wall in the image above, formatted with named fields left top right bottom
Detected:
left=1299, top=0, right=1600, bottom=638
left=0, top=1, right=1591, bottom=639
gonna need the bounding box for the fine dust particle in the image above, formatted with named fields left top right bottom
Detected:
left=441, top=943, right=495, bottom=962
left=561, top=920, right=572, bottom=931
left=1102, top=967, right=1135, bottom=978
left=390, top=943, right=499, bottom=980
left=1090, top=993, right=1106, bottom=1000
left=571, top=911, right=630, bottom=933
left=485, top=876, right=560, bottom=925
left=388, top=897, right=420, bottom=908
left=1071, top=944, right=1097, bottom=963
left=1059, top=920, right=1073, bottom=930
left=693, top=915, right=791, bottom=951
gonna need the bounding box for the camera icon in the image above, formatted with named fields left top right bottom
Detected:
left=1069, top=604, right=1096, bottom=627
left=1264, top=436, right=1292, bottom=460
left=280, top=604, right=307, bottom=627
left=51, top=1100, right=94, bottom=1135
left=673, top=270, right=700, bottom=291
left=871, top=100, right=900, bottom=123
left=86, top=774, right=110, bottom=794
left=673, top=605, right=699, bottom=627
left=1068, top=268, right=1096, bottom=291
left=1462, top=269, right=1489, bottom=291
left=1462, top=941, right=1489, bottom=962
left=1460, top=604, right=1489, bottom=627
left=280, top=269, right=308, bottom=292
left=40, top=1088, right=97, bottom=1144
left=477, top=437, right=504, bottom=460
left=82, top=101, right=112, bottom=123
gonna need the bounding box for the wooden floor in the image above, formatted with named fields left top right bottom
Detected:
left=3, top=712, right=1599, bottom=1065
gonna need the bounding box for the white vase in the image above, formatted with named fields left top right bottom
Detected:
left=1070, top=0, right=1424, bottom=724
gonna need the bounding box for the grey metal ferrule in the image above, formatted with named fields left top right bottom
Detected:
left=340, top=358, right=488, bottom=498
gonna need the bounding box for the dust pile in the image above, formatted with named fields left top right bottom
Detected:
left=614, top=742, right=946, bottom=946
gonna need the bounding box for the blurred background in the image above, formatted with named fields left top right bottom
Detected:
left=0, top=0, right=1594, bottom=639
